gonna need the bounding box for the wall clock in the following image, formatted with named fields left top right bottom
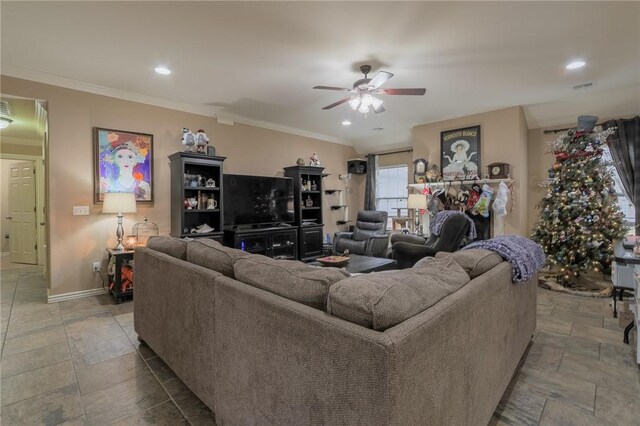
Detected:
left=487, top=162, right=510, bottom=179
left=413, top=158, right=427, bottom=183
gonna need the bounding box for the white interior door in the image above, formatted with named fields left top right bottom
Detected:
left=9, top=161, right=37, bottom=264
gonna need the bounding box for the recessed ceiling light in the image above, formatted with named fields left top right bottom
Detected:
left=154, top=66, right=172, bottom=75
left=342, top=120, right=351, bottom=126
left=566, top=60, right=586, bottom=70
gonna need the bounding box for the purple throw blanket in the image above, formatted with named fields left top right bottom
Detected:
left=463, top=235, right=546, bottom=282
left=430, top=210, right=477, bottom=240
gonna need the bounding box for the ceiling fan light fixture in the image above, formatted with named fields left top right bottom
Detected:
left=0, top=117, right=13, bottom=129
left=361, top=93, right=374, bottom=107
left=358, top=104, right=370, bottom=114
left=348, top=97, right=361, bottom=110
left=371, top=97, right=383, bottom=110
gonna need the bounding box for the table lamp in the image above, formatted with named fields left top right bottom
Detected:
left=102, top=192, right=137, bottom=250
left=407, top=193, right=428, bottom=235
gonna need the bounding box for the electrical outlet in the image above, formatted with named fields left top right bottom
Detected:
left=92, top=262, right=100, bottom=272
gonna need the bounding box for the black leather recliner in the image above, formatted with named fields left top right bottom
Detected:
left=333, top=210, right=390, bottom=257
left=391, top=213, right=470, bottom=269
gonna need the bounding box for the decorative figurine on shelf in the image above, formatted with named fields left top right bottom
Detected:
left=181, top=128, right=196, bottom=152
left=310, top=152, right=321, bottom=166
left=195, top=129, right=209, bottom=154
left=296, top=158, right=305, bottom=166
left=305, top=195, right=314, bottom=207
left=205, top=178, right=216, bottom=188
left=311, top=181, right=318, bottom=191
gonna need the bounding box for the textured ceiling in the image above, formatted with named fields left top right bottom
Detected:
left=1, top=2, right=638, bottom=152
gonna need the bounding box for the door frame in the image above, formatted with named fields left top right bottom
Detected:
left=0, top=153, right=47, bottom=269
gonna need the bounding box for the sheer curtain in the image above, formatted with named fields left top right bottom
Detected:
left=603, top=116, right=640, bottom=233
left=364, top=155, right=378, bottom=210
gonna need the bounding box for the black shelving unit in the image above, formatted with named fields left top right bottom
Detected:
left=283, top=165, right=325, bottom=261
left=169, top=152, right=226, bottom=242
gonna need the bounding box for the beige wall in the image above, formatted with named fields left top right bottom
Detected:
left=412, top=106, right=529, bottom=235
left=1, top=75, right=359, bottom=296
left=0, top=142, right=42, bottom=157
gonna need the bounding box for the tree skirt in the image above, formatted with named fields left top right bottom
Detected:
left=538, top=270, right=613, bottom=298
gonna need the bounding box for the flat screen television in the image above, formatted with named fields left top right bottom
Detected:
left=223, top=174, right=294, bottom=227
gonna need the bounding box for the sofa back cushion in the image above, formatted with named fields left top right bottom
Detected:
left=327, top=257, right=470, bottom=331
left=234, top=255, right=349, bottom=310
left=435, top=249, right=503, bottom=278
left=187, top=239, right=249, bottom=278
left=147, top=236, right=188, bottom=260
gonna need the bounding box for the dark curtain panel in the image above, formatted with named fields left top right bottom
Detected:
left=603, top=116, right=640, bottom=234
left=364, top=155, right=378, bottom=210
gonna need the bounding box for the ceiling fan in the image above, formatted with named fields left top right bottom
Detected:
left=313, top=64, right=426, bottom=114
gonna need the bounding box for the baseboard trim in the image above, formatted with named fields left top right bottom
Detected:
left=47, top=288, right=106, bottom=304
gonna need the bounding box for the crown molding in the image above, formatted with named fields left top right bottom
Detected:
left=1, top=65, right=352, bottom=147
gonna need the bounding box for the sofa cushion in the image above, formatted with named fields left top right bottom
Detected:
left=147, top=236, right=188, bottom=260
left=233, top=255, right=349, bottom=310
left=187, top=239, right=249, bottom=278
left=327, top=257, right=470, bottom=331
left=435, top=249, right=503, bottom=278
left=413, top=256, right=435, bottom=268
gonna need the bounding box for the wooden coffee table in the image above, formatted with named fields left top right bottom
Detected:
left=310, top=254, right=397, bottom=274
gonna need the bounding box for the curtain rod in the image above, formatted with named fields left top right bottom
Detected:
left=366, top=148, right=413, bottom=157
left=543, top=122, right=608, bottom=134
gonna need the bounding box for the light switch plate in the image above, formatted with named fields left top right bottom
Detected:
left=73, top=206, right=89, bottom=216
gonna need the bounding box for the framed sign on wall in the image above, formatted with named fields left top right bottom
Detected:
left=440, top=125, right=480, bottom=181
left=94, top=127, right=154, bottom=203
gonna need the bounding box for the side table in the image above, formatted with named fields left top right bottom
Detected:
left=106, top=248, right=134, bottom=304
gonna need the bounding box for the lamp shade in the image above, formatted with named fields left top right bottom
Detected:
left=407, top=194, right=427, bottom=209
left=102, top=193, right=137, bottom=214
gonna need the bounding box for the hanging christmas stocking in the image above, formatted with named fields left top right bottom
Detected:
left=473, top=184, right=494, bottom=218
left=492, top=181, right=509, bottom=216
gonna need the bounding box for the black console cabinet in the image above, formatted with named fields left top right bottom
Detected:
left=224, top=226, right=298, bottom=260
left=283, top=165, right=325, bottom=261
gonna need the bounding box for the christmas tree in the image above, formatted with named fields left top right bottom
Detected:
left=532, top=117, right=627, bottom=285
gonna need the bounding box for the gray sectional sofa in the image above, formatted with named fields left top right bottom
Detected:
left=134, top=236, right=537, bottom=425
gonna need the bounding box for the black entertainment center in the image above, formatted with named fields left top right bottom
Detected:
left=169, top=155, right=326, bottom=261
left=222, top=174, right=299, bottom=259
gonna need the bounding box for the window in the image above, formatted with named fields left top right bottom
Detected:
left=376, top=165, right=408, bottom=229
left=602, top=145, right=636, bottom=230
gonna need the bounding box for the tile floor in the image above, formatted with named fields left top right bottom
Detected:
left=1, top=264, right=638, bottom=425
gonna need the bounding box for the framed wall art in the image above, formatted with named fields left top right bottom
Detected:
left=94, top=127, right=154, bottom=203
left=440, top=125, right=481, bottom=181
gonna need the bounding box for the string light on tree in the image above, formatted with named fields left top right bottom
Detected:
left=531, top=116, right=627, bottom=286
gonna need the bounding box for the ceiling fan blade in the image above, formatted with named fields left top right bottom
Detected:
left=368, top=71, right=394, bottom=89
left=373, top=104, right=386, bottom=114
left=381, top=88, right=426, bottom=96
left=313, top=86, right=351, bottom=91
left=322, top=97, right=351, bottom=110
